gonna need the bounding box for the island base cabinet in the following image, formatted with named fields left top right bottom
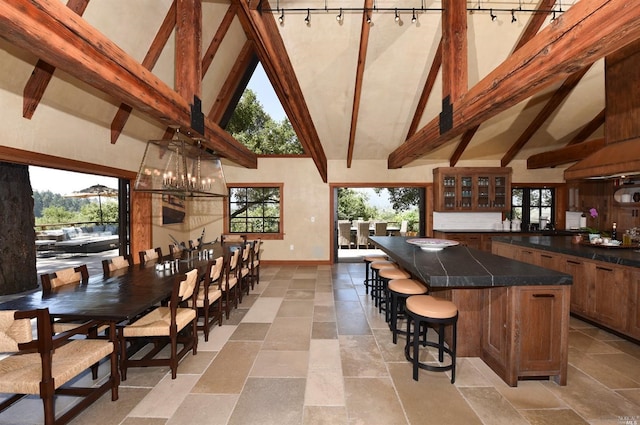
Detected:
left=482, top=285, right=569, bottom=386
left=625, top=271, right=640, bottom=340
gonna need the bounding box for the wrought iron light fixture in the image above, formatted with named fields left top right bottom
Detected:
left=135, top=128, right=228, bottom=198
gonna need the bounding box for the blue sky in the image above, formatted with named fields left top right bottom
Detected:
left=248, top=63, right=287, bottom=122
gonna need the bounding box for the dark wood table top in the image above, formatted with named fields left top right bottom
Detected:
left=0, top=253, right=213, bottom=322
left=369, top=236, right=572, bottom=288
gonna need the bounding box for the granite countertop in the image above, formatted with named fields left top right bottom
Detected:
left=433, top=229, right=582, bottom=235
left=369, top=236, right=572, bottom=288
left=492, top=235, right=640, bottom=268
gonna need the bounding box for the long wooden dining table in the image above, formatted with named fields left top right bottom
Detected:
left=0, top=249, right=216, bottom=323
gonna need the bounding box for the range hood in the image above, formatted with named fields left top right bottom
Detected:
left=564, top=138, right=640, bottom=180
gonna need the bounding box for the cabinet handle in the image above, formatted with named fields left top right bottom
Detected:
left=541, top=254, right=553, bottom=259
left=533, top=294, right=555, bottom=298
left=566, top=260, right=581, bottom=265
left=596, top=266, right=613, bottom=272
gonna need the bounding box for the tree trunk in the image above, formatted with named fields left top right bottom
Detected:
left=0, top=162, right=38, bottom=295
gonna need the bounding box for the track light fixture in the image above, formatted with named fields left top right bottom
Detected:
left=490, top=9, right=496, bottom=21
left=550, top=10, right=556, bottom=22
left=511, top=9, right=516, bottom=23
left=394, top=8, right=400, bottom=22
left=304, top=8, right=310, bottom=25
left=411, top=8, right=417, bottom=23
left=336, top=8, right=343, bottom=22
left=366, top=12, right=372, bottom=24
left=278, top=10, right=284, bottom=24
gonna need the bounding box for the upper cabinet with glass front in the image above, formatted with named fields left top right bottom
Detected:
left=433, top=167, right=512, bottom=212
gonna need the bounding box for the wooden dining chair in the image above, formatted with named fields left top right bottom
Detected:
left=248, top=238, right=262, bottom=289
left=40, top=264, right=96, bottom=335
left=169, top=242, right=186, bottom=256
left=189, top=257, right=223, bottom=341
left=102, top=254, right=134, bottom=276
left=0, top=308, right=119, bottom=425
left=118, top=268, right=199, bottom=380
left=40, top=264, right=89, bottom=291
left=221, top=247, right=241, bottom=319
left=239, top=242, right=253, bottom=297
left=138, top=247, right=163, bottom=265
left=221, top=234, right=246, bottom=244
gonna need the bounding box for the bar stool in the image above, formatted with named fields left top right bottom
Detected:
left=369, top=260, right=397, bottom=307
left=377, top=267, right=411, bottom=318
left=363, top=255, right=387, bottom=295
left=387, top=278, right=428, bottom=344
left=404, top=295, right=458, bottom=383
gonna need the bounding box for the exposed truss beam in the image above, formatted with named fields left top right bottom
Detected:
left=501, top=64, right=591, bottom=166
left=406, top=39, right=442, bottom=140
left=202, top=4, right=237, bottom=75
left=208, top=41, right=256, bottom=124
left=449, top=0, right=556, bottom=166
left=175, top=0, right=202, bottom=102
left=111, top=0, right=176, bottom=144
left=0, top=0, right=256, bottom=168
left=441, top=0, right=467, bottom=103
left=388, top=0, right=640, bottom=169
left=527, top=138, right=605, bottom=169
left=565, top=108, right=605, bottom=146
left=22, top=0, right=89, bottom=119
left=235, top=0, right=327, bottom=181
left=346, top=0, right=374, bottom=168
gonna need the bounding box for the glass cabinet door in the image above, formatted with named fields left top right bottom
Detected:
left=493, top=176, right=507, bottom=208
left=460, top=176, right=473, bottom=209
left=442, top=174, right=457, bottom=209
left=477, top=176, right=490, bottom=209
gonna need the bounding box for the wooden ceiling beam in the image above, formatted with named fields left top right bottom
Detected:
left=0, top=0, right=256, bottom=168
left=175, top=0, right=202, bottom=103
left=406, top=39, right=442, bottom=140
left=441, top=0, right=467, bottom=104
left=501, top=64, right=591, bottom=166
left=22, top=0, right=90, bottom=119
left=347, top=0, right=374, bottom=168
left=111, top=0, right=176, bottom=144
left=388, top=0, right=640, bottom=169
left=565, top=108, right=605, bottom=146
left=527, top=138, right=605, bottom=168
left=202, top=4, right=237, bottom=76
left=449, top=0, right=556, bottom=166
left=235, top=0, right=327, bottom=181
left=208, top=41, right=256, bottom=124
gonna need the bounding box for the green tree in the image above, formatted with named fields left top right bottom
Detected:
left=337, top=188, right=376, bottom=221
left=39, top=206, right=76, bottom=224
left=80, top=201, right=118, bottom=224
left=375, top=187, right=421, bottom=211
left=226, top=89, right=304, bottom=155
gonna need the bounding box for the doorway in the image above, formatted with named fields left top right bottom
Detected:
left=332, top=185, right=426, bottom=263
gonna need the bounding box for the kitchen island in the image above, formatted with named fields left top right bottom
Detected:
left=492, top=235, right=640, bottom=342
left=369, top=236, right=572, bottom=387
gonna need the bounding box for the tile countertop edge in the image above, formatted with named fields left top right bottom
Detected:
left=492, top=235, right=640, bottom=268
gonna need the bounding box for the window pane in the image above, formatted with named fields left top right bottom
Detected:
left=541, top=189, right=553, bottom=206
left=530, top=190, right=541, bottom=207
left=529, top=208, right=540, bottom=224
left=228, top=186, right=281, bottom=234
left=512, top=207, right=522, bottom=220
left=512, top=189, right=523, bottom=207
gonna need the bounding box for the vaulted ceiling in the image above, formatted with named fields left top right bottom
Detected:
left=1, top=0, right=640, bottom=183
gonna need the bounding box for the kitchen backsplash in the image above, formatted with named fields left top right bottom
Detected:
left=433, top=212, right=504, bottom=230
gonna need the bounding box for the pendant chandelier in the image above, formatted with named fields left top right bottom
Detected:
left=134, top=128, right=228, bottom=197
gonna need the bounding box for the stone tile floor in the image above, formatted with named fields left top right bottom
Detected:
left=1, top=262, right=640, bottom=424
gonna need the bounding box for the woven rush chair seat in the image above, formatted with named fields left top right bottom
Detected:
left=118, top=268, right=199, bottom=380
left=0, top=309, right=118, bottom=425
left=221, top=247, right=241, bottom=319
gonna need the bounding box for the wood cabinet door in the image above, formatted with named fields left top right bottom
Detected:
left=482, top=287, right=509, bottom=377
left=564, top=257, right=591, bottom=316
left=539, top=251, right=561, bottom=272
left=627, top=270, right=640, bottom=340
left=516, top=286, right=569, bottom=380
left=592, top=263, right=629, bottom=330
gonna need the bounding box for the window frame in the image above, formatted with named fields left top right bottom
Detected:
left=225, top=183, right=284, bottom=240
left=511, top=185, right=556, bottom=229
